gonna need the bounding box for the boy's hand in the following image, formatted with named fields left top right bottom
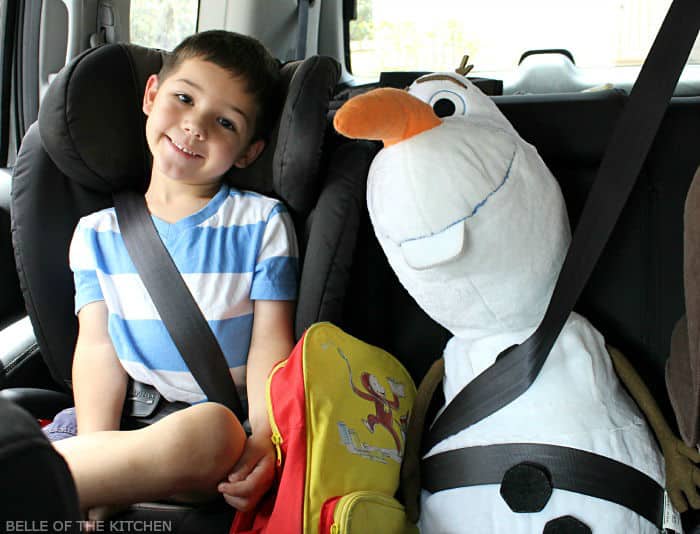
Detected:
left=218, top=433, right=276, bottom=512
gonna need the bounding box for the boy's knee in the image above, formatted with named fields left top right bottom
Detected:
left=190, top=402, right=245, bottom=444
left=168, top=403, right=245, bottom=488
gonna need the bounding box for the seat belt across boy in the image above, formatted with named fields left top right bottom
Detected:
left=113, top=190, right=245, bottom=422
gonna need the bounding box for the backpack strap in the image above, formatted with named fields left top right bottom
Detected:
left=113, top=190, right=245, bottom=421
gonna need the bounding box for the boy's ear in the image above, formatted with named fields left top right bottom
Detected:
left=234, top=139, right=266, bottom=168
left=142, top=74, right=160, bottom=115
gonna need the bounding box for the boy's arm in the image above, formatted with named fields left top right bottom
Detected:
left=245, top=299, right=295, bottom=434
left=72, top=301, right=129, bottom=434
left=219, top=299, right=295, bottom=511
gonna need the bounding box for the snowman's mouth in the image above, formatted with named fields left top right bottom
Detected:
left=397, top=148, right=516, bottom=270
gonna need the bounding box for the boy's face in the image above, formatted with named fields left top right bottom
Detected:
left=142, top=57, right=264, bottom=187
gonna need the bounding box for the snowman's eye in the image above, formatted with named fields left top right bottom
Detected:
left=433, top=98, right=456, bottom=118
left=429, top=90, right=467, bottom=117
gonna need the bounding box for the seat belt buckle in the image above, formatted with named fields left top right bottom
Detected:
left=124, top=380, right=162, bottom=418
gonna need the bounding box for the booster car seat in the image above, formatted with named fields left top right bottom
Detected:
left=4, top=41, right=370, bottom=529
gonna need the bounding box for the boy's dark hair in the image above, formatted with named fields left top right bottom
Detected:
left=160, top=30, right=282, bottom=142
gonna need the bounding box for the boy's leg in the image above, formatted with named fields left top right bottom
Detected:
left=53, top=402, right=245, bottom=510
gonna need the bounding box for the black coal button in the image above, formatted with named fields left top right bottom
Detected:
left=543, top=515, right=592, bottom=534
left=499, top=462, right=553, bottom=512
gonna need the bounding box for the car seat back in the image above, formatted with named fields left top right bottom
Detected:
left=0, top=176, right=22, bottom=329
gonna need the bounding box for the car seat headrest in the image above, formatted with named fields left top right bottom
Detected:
left=38, top=43, right=340, bottom=215
left=38, top=44, right=160, bottom=194
left=237, top=55, right=341, bottom=214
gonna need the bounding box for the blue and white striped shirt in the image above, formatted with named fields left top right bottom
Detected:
left=69, top=184, right=298, bottom=405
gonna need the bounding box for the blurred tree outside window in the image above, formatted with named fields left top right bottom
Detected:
left=130, top=0, right=199, bottom=51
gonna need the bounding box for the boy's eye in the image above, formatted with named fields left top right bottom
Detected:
left=217, top=117, right=236, bottom=131
left=176, top=93, right=192, bottom=104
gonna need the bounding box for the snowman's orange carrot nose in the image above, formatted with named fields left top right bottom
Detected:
left=334, top=87, right=441, bottom=147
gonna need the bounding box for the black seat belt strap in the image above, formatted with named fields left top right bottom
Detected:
left=422, top=443, right=665, bottom=529
left=425, top=0, right=700, bottom=451
left=113, top=190, right=245, bottom=421
left=297, top=0, right=313, bottom=59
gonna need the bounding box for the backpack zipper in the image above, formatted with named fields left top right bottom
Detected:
left=330, top=491, right=403, bottom=532
left=266, top=358, right=288, bottom=465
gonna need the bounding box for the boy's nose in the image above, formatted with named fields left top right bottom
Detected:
left=183, top=118, right=206, bottom=140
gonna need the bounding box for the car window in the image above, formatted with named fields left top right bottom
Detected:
left=349, top=0, right=700, bottom=81
left=130, top=0, right=199, bottom=50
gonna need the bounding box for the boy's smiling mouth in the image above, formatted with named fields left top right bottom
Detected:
left=167, top=135, right=202, bottom=159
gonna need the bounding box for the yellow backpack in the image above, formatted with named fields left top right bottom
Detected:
left=231, top=322, right=418, bottom=534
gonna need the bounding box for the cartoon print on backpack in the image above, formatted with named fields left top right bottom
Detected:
left=333, top=58, right=698, bottom=533
left=337, top=348, right=411, bottom=464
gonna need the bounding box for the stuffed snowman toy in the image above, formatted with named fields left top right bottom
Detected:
left=333, top=69, right=666, bottom=533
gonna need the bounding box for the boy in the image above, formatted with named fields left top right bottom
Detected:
left=46, top=30, right=297, bottom=514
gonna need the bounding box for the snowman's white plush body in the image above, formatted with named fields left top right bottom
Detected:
left=366, top=73, right=665, bottom=533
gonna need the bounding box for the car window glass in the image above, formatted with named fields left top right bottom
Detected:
left=350, top=0, right=700, bottom=81
left=130, top=0, right=199, bottom=50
